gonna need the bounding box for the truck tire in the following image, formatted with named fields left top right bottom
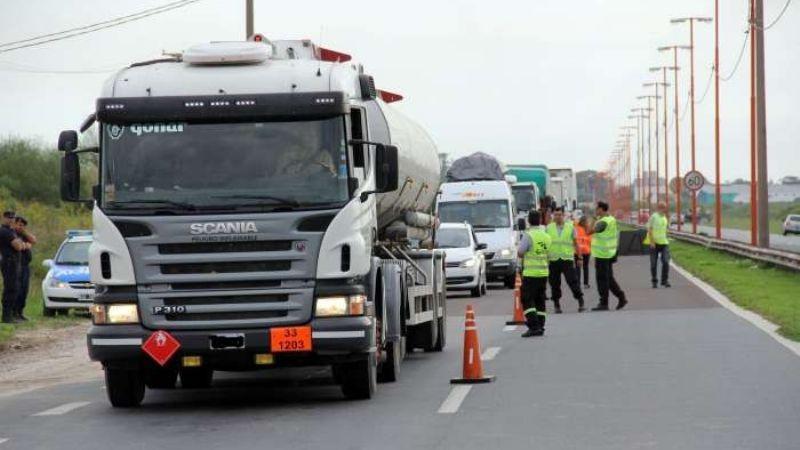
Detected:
left=145, top=367, right=178, bottom=389
left=180, top=368, right=213, bottom=389
left=339, top=353, right=377, bottom=400
left=378, top=340, right=401, bottom=383
left=105, top=367, right=145, bottom=408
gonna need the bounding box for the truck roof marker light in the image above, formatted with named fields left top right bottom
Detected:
left=377, top=90, right=403, bottom=103
left=235, top=100, right=256, bottom=106
left=185, top=101, right=205, bottom=108
left=105, top=104, right=124, bottom=110
left=318, top=47, right=352, bottom=63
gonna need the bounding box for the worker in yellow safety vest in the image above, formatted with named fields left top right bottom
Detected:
left=588, top=201, right=628, bottom=311
left=516, top=210, right=552, bottom=337
left=545, top=207, right=585, bottom=313
left=645, top=201, right=671, bottom=288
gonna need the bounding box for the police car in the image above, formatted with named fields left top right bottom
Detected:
left=41, top=231, right=94, bottom=316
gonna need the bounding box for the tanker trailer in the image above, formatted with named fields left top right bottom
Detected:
left=57, top=37, right=446, bottom=407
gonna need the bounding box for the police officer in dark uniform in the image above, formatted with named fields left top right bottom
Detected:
left=13, top=216, right=35, bottom=321
left=1, top=211, right=26, bottom=323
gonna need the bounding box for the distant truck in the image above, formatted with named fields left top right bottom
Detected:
left=506, top=165, right=550, bottom=197
left=549, top=168, right=578, bottom=211
left=58, top=37, right=446, bottom=407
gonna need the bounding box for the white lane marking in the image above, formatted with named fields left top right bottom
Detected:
left=503, top=325, right=518, bottom=332
left=437, top=385, right=472, bottom=414
left=33, top=401, right=91, bottom=416
left=672, top=261, right=800, bottom=359
left=0, top=438, right=8, bottom=445
left=481, top=346, right=501, bottom=361
left=91, top=338, right=142, bottom=346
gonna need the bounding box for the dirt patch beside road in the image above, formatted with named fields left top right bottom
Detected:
left=0, top=322, right=101, bottom=397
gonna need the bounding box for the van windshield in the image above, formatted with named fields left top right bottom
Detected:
left=438, top=200, right=511, bottom=229
left=511, top=186, right=537, bottom=212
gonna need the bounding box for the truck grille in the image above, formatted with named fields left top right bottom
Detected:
left=168, top=280, right=281, bottom=291
left=160, top=260, right=291, bottom=275
left=163, top=294, right=288, bottom=306
left=166, top=310, right=287, bottom=322
left=158, top=240, right=292, bottom=254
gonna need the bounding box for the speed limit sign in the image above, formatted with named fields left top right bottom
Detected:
left=684, top=170, right=705, bottom=192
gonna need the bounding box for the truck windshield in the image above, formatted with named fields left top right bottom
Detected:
left=100, top=118, right=349, bottom=212
left=512, top=186, right=536, bottom=212
left=438, top=200, right=510, bottom=229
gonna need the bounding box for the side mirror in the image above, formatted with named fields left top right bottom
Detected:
left=517, top=218, right=527, bottom=231
left=42, top=259, right=54, bottom=268
left=61, top=152, right=81, bottom=202
left=58, top=130, right=78, bottom=152
left=375, top=144, right=399, bottom=193
left=476, top=243, right=488, bottom=251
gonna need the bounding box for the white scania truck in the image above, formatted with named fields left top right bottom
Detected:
left=58, top=38, right=446, bottom=407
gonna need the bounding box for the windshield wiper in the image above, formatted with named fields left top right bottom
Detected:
left=212, top=194, right=301, bottom=207
left=107, top=199, right=197, bottom=210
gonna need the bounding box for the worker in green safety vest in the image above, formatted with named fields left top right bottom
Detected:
left=588, top=201, right=628, bottom=311
left=545, top=207, right=585, bottom=313
left=645, top=201, right=671, bottom=288
left=516, top=210, right=552, bottom=337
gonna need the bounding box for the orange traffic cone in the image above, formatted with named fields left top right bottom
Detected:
left=451, top=305, right=495, bottom=384
left=506, top=273, right=525, bottom=325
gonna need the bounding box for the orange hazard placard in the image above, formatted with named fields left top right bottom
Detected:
left=270, top=326, right=313, bottom=353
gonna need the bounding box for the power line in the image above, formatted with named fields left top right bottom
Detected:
left=720, top=31, right=749, bottom=82
left=695, top=66, right=714, bottom=104
left=762, top=0, right=794, bottom=30
left=0, top=0, right=198, bottom=49
left=0, top=0, right=205, bottom=54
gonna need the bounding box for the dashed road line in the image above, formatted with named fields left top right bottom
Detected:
left=503, top=325, right=518, bottom=332
left=481, top=346, right=501, bottom=361
left=33, top=401, right=91, bottom=416
left=0, top=438, right=8, bottom=445
left=437, top=385, right=472, bottom=414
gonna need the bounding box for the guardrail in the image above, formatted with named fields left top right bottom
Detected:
left=621, top=222, right=800, bottom=272
left=667, top=229, right=800, bottom=272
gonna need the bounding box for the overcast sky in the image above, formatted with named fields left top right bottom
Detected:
left=0, top=0, right=797, bottom=181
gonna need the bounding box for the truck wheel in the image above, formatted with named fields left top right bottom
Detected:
left=378, top=340, right=401, bottom=383
left=180, top=368, right=213, bottom=389
left=339, top=353, right=377, bottom=400
left=145, top=367, right=178, bottom=389
left=104, top=367, right=145, bottom=408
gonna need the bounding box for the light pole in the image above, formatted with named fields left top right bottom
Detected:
left=658, top=45, right=690, bottom=231
left=714, top=0, right=722, bottom=239
left=671, top=17, right=713, bottom=234
left=245, top=0, right=254, bottom=39
left=649, top=66, right=675, bottom=216
left=630, top=110, right=650, bottom=223
left=643, top=83, right=666, bottom=203
left=637, top=96, right=659, bottom=213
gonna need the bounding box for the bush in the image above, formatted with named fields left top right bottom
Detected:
left=0, top=138, right=62, bottom=205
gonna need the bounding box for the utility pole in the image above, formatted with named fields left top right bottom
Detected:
left=644, top=83, right=666, bottom=204
left=629, top=112, right=644, bottom=221
left=246, top=0, right=254, bottom=39
left=650, top=66, right=675, bottom=216
left=749, top=0, right=757, bottom=245
left=713, top=0, right=723, bottom=239
left=671, top=17, right=712, bottom=234
left=638, top=96, right=659, bottom=212
left=754, top=0, right=769, bottom=248
left=658, top=45, right=690, bottom=231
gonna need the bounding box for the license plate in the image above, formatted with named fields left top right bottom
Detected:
left=78, top=293, right=93, bottom=302
left=270, top=326, right=312, bottom=353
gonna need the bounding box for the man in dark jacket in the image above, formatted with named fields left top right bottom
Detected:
left=1, top=211, right=26, bottom=323
left=13, top=216, right=36, bottom=321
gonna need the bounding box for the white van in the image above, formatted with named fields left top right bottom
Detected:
left=437, top=180, right=518, bottom=288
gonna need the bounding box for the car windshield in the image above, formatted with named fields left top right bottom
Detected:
left=100, top=118, right=350, bottom=212
left=512, top=186, right=537, bottom=211
left=435, top=227, right=471, bottom=248
left=56, top=241, right=91, bottom=265
left=438, top=200, right=511, bottom=229
left=790, top=216, right=800, bottom=222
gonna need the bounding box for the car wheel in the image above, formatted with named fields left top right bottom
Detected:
left=42, top=301, right=56, bottom=317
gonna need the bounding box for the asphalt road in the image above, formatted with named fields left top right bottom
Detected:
left=1, top=256, right=799, bottom=449
left=692, top=224, right=800, bottom=254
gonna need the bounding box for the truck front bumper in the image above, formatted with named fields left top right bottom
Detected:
left=87, top=316, right=374, bottom=370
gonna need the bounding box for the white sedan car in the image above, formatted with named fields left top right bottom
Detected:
left=436, top=223, right=487, bottom=297
left=41, top=231, right=94, bottom=316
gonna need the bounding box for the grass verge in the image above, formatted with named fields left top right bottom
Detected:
left=0, top=282, right=85, bottom=349
left=670, top=240, right=800, bottom=342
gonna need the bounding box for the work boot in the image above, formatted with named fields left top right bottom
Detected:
left=2, top=314, right=16, bottom=324
left=15, top=313, right=28, bottom=322
left=662, top=281, right=671, bottom=288
left=652, top=281, right=658, bottom=289
left=578, top=298, right=585, bottom=312
left=616, top=298, right=628, bottom=310
left=591, top=304, right=609, bottom=311
left=521, top=328, right=544, bottom=338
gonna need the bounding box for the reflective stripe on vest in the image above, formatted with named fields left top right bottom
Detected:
left=591, top=216, right=618, bottom=259
left=522, top=229, right=550, bottom=278
left=546, top=221, right=575, bottom=261
left=651, top=213, right=669, bottom=245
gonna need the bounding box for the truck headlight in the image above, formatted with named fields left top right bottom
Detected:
left=48, top=277, right=69, bottom=289
left=90, top=303, right=139, bottom=325
left=499, top=248, right=513, bottom=258
left=315, top=294, right=366, bottom=317
left=460, top=258, right=476, bottom=268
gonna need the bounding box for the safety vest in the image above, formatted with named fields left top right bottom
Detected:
left=545, top=221, right=575, bottom=261
left=649, top=213, right=669, bottom=245
left=522, top=228, right=551, bottom=278
left=591, top=216, right=618, bottom=259
left=575, top=223, right=591, bottom=255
